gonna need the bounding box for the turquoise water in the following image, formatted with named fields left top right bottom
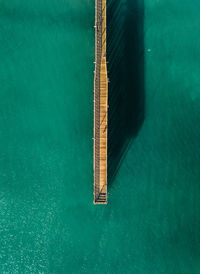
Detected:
left=1, top=0, right=200, bottom=273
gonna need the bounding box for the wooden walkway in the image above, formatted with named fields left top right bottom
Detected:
left=93, top=0, right=108, bottom=204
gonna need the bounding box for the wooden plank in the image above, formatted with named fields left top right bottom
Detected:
left=93, top=0, right=108, bottom=204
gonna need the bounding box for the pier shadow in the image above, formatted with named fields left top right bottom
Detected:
left=107, top=0, right=145, bottom=185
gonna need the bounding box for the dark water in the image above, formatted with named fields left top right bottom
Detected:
left=0, top=0, right=200, bottom=273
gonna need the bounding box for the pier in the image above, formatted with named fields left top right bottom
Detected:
left=93, top=0, right=108, bottom=204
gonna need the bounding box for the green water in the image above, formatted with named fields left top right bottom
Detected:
left=0, top=0, right=200, bottom=273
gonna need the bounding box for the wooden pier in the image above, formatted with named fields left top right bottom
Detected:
left=93, top=0, right=108, bottom=204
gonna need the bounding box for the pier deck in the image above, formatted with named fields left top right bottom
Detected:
left=93, top=0, right=108, bottom=204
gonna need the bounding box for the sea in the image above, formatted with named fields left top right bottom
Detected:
left=0, top=0, right=200, bottom=273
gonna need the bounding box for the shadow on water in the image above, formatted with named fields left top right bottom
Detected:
left=107, top=0, right=145, bottom=185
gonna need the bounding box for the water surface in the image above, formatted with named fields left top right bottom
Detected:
left=0, top=0, right=200, bottom=273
